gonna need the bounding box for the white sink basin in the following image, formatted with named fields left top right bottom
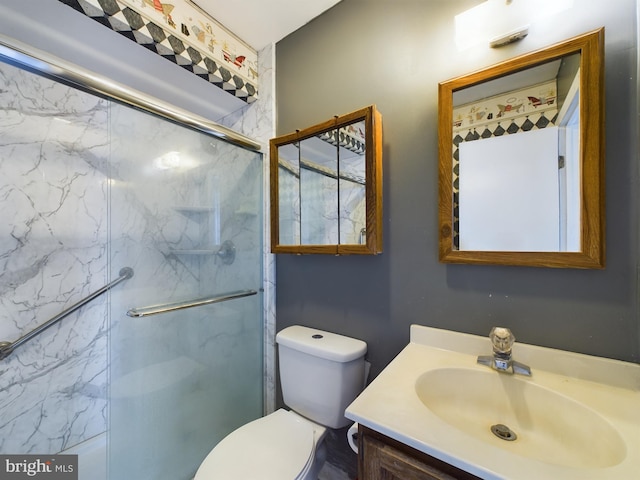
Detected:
left=415, top=367, right=626, bottom=469
left=345, top=325, right=640, bottom=480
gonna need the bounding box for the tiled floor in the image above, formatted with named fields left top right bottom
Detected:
left=318, top=462, right=353, bottom=480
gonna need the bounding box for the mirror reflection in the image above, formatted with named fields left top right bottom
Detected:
left=438, top=29, right=605, bottom=268
left=276, top=142, right=301, bottom=245
left=453, top=53, right=580, bottom=252
left=270, top=106, right=382, bottom=255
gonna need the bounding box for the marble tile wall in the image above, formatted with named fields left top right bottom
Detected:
left=106, top=101, right=264, bottom=480
left=218, top=42, right=276, bottom=414
left=0, top=61, right=111, bottom=454
left=0, top=49, right=268, bottom=462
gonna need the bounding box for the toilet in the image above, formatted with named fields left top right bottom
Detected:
left=194, top=325, right=367, bottom=480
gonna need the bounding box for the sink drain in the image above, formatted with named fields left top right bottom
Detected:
left=490, top=424, right=518, bottom=441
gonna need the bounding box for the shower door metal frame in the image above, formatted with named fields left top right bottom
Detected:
left=0, top=33, right=261, bottom=152
left=0, top=32, right=269, bottom=477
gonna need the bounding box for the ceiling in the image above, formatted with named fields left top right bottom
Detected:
left=191, top=0, right=342, bottom=50
left=454, top=59, right=563, bottom=106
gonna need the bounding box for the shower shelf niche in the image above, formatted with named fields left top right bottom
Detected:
left=170, top=249, right=220, bottom=255
left=170, top=205, right=225, bottom=257
left=173, top=206, right=216, bottom=216
left=233, top=208, right=257, bottom=217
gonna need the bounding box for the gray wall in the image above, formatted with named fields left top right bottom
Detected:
left=275, top=0, right=639, bottom=385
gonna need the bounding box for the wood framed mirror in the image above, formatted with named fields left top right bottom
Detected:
left=438, top=29, right=605, bottom=268
left=270, top=105, right=383, bottom=254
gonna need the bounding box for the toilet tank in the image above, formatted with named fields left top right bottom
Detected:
left=276, top=326, right=367, bottom=429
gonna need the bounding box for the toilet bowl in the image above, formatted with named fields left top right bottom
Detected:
left=193, top=325, right=367, bottom=480
left=194, top=409, right=326, bottom=480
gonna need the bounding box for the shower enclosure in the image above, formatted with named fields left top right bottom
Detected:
left=0, top=39, right=264, bottom=480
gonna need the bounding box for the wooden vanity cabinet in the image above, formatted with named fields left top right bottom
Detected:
left=358, top=426, right=482, bottom=480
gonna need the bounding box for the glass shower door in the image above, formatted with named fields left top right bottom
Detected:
left=107, top=103, right=263, bottom=480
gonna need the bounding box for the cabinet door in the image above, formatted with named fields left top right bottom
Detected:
left=362, top=435, right=459, bottom=480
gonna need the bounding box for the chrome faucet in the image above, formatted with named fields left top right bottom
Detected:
left=477, top=327, right=531, bottom=376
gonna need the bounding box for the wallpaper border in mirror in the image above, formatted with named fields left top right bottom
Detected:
left=270, top=105, right=383, bottom=255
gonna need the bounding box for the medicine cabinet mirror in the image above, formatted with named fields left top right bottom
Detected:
left=438, top=29, right=604, bottom=268
left=270, top=105, right=383, bottom=254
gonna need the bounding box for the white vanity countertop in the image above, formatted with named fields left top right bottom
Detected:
left=345, top=325, right=640, bottom=480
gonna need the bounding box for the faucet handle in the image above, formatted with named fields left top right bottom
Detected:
left=490, top=327, right=515, bottom=354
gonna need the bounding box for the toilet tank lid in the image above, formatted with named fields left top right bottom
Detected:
left=276, top=326, right=367, bottom=362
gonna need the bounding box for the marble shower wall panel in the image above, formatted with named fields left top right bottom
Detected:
left=106, top=104, right=263, bottom=299
left=0, top=62, right=110, bottom=453
left=301, top=171, right=339, bottom=245
left=106, top=105, right=264, bottom=480
left=204, top=140, right=262, bottom=292
left=106, top=104, right=263, bottom=378
left=339, top=181, right=366, bottom=245
left=107, top=104, right=218, bottom=379
left=278, top=170, right=301, bottom=245
left=109, top=104, right=205, bottom=299
left=218, top=42, right=275, bottom=414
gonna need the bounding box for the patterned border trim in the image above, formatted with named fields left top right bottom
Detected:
left=318, top=127, right=366, bottom=156
left=59, top=0, right=258, bottom=103
left=453, top=80, right=556, bottom=133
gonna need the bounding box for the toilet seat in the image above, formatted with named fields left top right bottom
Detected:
left=194, top=409, right=320, bottom=480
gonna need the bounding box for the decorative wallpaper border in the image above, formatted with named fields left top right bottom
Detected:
left=453, top=80, right=557, bottom=133
left=59, top=0, right=258, bottom=103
